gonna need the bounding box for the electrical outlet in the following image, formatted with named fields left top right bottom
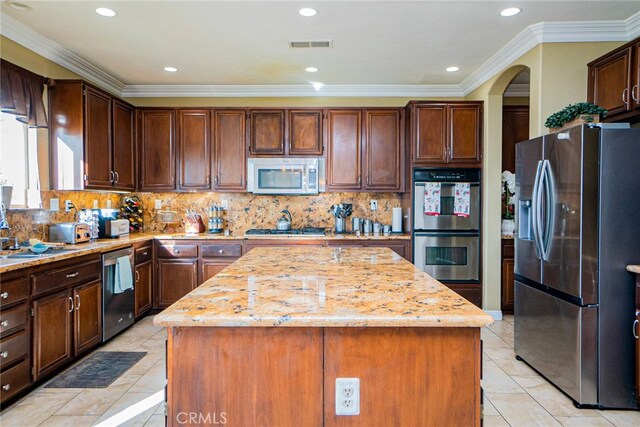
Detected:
left=155, top=199, right=162, bottom=209
left=370, top=200, right=378, bottom=211
left=335, top=378, right=360, bottom=416
left=65, top=200, right=73, bottom=212
left=49, top=198, right=59, bottom=212
left=220, top=199, right=228, bottom=210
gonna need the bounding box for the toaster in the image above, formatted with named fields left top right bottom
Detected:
left=49, top=222, right=91, bottom=244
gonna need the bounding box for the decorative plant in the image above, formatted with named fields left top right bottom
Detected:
left=544, top=102, right=607, bottom=129
left=501, top=171, right=515, bottom=220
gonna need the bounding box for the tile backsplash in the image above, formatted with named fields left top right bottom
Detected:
left=6, top=190, right=402, bottom=242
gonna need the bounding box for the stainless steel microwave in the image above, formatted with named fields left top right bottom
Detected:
left=247, top=158, right=325, bottom=195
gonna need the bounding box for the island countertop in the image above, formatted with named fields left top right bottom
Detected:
left=153, top=246, right=493, bottom=328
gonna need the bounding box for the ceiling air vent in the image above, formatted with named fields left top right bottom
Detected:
left=289, top=40, right=333, bottom=48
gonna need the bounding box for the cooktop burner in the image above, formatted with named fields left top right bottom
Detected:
left=245, top=227, right=326, bottom=236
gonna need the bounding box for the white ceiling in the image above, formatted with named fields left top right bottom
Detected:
left=1, top=1, right=639, bottom=96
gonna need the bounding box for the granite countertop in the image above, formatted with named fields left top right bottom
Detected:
left=627, top=265, right=640, bottom=274
left=157, top=232, right=411, bottom=240
left=153, top=247, right=493, bottom=328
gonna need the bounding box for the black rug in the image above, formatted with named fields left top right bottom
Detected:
left=45, top=351, right=147, bottom=388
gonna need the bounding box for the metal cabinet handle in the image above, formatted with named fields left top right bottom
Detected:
left=358, top=175, right=361, bottom=187
left=218, top=249, right=224, bottom=254
left=175, top=250, right=180, bottom=254
left=142, top=251, right=148, bottom=256
left=2, top=384, right=10, bottom=391
left=75, top=294, right=81, bottom=310
left=0, top=351, right=8, bottom=359
left=622, top=88, right=629, bottom=106
left=0, top=320, right=8, bottom=328
left=632, top=85, right=639, bottom=102
left=68, top=296, right=74, bottom=313
left=135, top=271, right=140, bottom=283
left=114, top=171, right=119, bottom=183
left=66, top=272, right=79, bottom=278
left=1, top=292, right=8, bottom=299
left=634, top=319, right=639, bottom=339
left=215, top=175, right=219, bottom=186
left=109, top=171, right=115, bottom=183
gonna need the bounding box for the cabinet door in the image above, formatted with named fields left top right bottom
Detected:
left=501, top=240, right=515, bottom=314
left=502, top=106, right=529, bottom=173
left=156, top=259, right=198, bottom=308
left=178, top=110, right=211, bottom=190
left=249, top=110, right=285, bottom=155
left=448, top=104, right=482, bottom=164
left=288, top=110, right=323, bottom=156
left=135, top=261, right=152, bottom=318
left=213, top=110, right=247, bottom=191
left=632, top=42, right=640, bottom=111
left=412, top=104, right=447, bottom=164
left=112, top=100, right=136, bottom=191
left=588, top=48, right=632, bottom=117
left=326, top=110, right=362, bottom=191
left=84, top=87, right=113, bottom=189
left=139, top=110, right=176, bottom=191
left=363, top=109, right=402, bottom=191
left=368, top=241, right=410, bottom=261
left=33, top=290, right=72, bottom=380
left=201, top=261, right=233, bottom=283
left=73, top=280, right=102, bottom=356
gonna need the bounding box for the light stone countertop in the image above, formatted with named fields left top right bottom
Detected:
left=153, top=246, right=493, bottom=328
left=627, top=265, right=640, bottom=274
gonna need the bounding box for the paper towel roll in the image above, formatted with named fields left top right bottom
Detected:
left=392, top=207, right=403, bottom=233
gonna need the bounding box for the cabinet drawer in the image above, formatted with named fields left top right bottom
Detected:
left=0, top=329, right=29, bottom=369
left=502, top=241, right=514, bottom=258
left=0, top=359, right=30, bottom=402
left=201, top=243, right=242, bottom=258
left=0, top=277, right=29, bottom=308
left=0, top=303, right=28, bottom=337
left=32, top=260, right=101, bottom=298
left=157, top=244, right=198, bottom=258
left=135, top=245, right=152, bottom=264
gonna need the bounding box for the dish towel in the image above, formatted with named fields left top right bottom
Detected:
left=453, top=183, right=471, bottom=217
left=423, top=183, right=441, bottom=216
left=114, top=256, right=133, bottom=294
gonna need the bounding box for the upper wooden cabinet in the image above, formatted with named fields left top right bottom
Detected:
left=48, top=81, right=135, bottom=191
left=288, top=109, right=323, bottom=156
left=177, top=110, right=211, bottom=191
left=138, top=109, right=176, bottom=191
left=249, top=110, right=285, bottom=155
left=407, top=101, right=483, bottom=167
left=363, top=109, right=403, bottom=191
left=213, top=110, right=247, bottom=191
left=326, top=109, right=363, bottom=191
left=588, top=37, right=640, bottom=122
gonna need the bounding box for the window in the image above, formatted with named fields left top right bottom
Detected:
left=0, top=111, right=42, bottom=208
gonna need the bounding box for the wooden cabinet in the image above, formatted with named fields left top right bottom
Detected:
left=177, top=110, right=211, bottom=191
left=588, top=37, right=640, bottom=122
left=502, top=106, right=530, bottom=173
left=245, top=240, right=325, bottom=253
left=363, top=109, right=403, bottom=191
left=32, top=289, right=72, bottom=380
left=134, top=243, right=153, bottom=318
left=213, top=110, right=247, bottom=191
left=139, top=109, right=176, bottom=191
left=325, top=239, right=412, bottom=261
left=155, top=241, right=199, bottom=309
left=634, top=273, right=640, bottom=406
left=407, top=101, right=483, bottom=167
left=501, top=239, right=515, bottom=314
left=326, top=109, right=363, bottom=191
left=72, top=280, right=101, bottom=356
left=200, top=242, right=243, bottom=283
left=249, top=110, right=285, bottom=155
left=49, top=81, right=136, bottom=191
left=0, top=270, right=31, bottom=405
left=288, top=109, right=323, bottom=156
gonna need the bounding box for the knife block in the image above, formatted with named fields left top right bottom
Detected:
left=185, top=215, right=206, bottom=234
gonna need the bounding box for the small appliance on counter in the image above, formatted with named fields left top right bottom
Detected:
left=49, top=222, right=91, bottom=244
left=92, top=208, right=130, bottom=238
left=77, top=208, right=99, bottom=239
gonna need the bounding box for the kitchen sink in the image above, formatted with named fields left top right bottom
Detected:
left=2, top=247, right=77, bottom=259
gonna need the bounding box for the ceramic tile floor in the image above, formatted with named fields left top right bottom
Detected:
left=1, top=315, right=639, bottom=426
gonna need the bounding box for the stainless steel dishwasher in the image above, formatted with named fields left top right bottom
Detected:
left=102, top=246, right=135, bottom=341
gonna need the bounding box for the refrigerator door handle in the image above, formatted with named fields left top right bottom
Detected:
left=541, top=160, right=556, bottom=261
left=531, top=160, right=544, bottom=259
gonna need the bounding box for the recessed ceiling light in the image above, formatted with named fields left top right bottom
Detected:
left=311, top=81, right=324, bottom=91
left=500, top=7, right=521, bottom=17
left=305, top=67, right=319, bottom=73
left=95, top=7, right=116, bottom=17
left=299, top=8, right=317, bottom=17
left=446, top=66, right=460, bottom=72
left=163, top=67, right=178, bottom=73
left=8, top=2, right=32, bottom=11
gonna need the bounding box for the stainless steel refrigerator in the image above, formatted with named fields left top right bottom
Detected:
left=514, top=124, right=640, bottom=409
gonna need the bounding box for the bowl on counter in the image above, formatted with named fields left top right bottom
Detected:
left=29, top=243, right=49, bottom=254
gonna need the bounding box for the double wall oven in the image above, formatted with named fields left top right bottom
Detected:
left=412, top=169, right=481, bottom=283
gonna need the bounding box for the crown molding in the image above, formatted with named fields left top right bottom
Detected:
left=121, top=84, right=464, bottom=98
left=2, top=10, right=639, bottom=99
left=0, top=14, right=126, bottom=96
left=503, top=83, right=530, bottom=98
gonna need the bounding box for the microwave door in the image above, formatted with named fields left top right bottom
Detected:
left=255, top=166, right=305, bottom=194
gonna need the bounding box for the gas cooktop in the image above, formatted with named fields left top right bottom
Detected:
left=245, top=227, right=326, bottom=236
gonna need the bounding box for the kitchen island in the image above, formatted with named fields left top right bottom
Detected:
left=154, top=247, right=493, bottom=426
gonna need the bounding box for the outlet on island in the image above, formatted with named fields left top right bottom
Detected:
left=335, top=377, right=360, bottom=416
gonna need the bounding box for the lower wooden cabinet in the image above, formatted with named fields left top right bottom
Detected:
left=326, top=239, right=412, bottom=261
left=443, top=284, right=482, bottom=308
left=135, top=262, right=152, bottom=318
left=73, top=280, right=102, bottom=356
left=32, top=289, right=73, bottom=380
left=501, top=239, right=515, bottom=314
left=156, top=259, right=198, bottom=309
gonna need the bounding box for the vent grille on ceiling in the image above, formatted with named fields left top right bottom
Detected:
left=289, top=40, right=333, bottom=48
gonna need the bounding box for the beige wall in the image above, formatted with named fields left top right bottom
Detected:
left=466, top=41, right=623, bottom=313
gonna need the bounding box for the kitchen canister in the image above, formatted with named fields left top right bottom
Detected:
left=392, top=207, right=403, bottom=233
left=373, top=222, right=382, bottom=233
left=363, top=219, right=373, bottom=233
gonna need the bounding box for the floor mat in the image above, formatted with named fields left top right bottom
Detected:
left=45, top=351, right=147, bottom=388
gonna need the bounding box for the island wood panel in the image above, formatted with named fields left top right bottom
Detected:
left=324, top=327, right=481, bottom=427
left=167, top=327, right=323, bottom=427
